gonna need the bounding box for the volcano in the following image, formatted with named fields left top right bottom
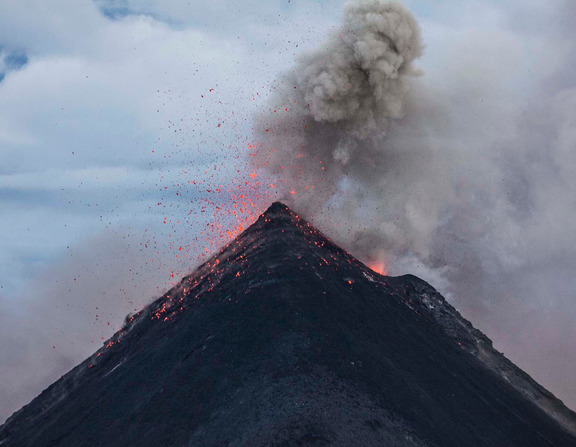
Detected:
left=1, top=202, right=575, bottom=446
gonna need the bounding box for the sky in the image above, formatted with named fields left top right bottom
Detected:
left=1, top=0, right=576, bottom=423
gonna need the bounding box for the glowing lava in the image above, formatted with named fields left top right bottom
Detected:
left=369, top=261, right=387, bottom=276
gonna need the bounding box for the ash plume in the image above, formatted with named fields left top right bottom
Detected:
left=291, top=0, right=422, bottom=128
left=253, top=0, right=444, bottom=266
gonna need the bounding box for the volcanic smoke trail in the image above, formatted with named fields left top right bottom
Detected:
left=252, top=0, right=446, bottom=270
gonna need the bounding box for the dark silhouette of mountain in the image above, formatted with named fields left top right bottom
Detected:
left=1, top=202, right=575, bottom=446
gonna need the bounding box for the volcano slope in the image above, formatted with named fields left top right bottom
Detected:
left=1, top=202, right=576, bottom=447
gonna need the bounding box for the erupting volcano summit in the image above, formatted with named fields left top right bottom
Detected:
left=1, top=203, right=575, bottom=446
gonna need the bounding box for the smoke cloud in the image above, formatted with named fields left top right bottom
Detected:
left=295, top=0, right=422, bottom=127
left=253, top=0, right=576, bottom=410
left=253, top=0, right=449, bottom=268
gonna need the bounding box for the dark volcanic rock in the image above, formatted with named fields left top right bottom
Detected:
left=1, top=202, right=575, bottom=446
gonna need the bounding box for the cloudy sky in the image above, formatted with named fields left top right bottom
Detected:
left=1, top=0, right=575, bottom=423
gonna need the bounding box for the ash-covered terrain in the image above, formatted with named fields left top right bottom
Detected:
left=1, top=202, right=575, bottom=446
